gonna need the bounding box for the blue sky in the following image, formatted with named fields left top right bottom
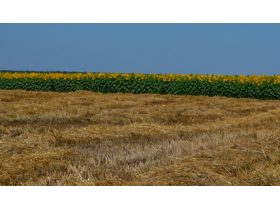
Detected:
left=1, top=23, right=280, bottom=76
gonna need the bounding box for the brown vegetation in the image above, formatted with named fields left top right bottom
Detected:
left=0, top=89, right=280, bottom=185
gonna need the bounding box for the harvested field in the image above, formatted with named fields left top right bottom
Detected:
left=0, top=89, right=280, bottom=186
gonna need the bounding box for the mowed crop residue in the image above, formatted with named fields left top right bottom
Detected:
left=0, top=90, right=280, bottom=185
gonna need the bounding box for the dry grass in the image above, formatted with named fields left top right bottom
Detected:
left=0, top=89, right=280, bottom=185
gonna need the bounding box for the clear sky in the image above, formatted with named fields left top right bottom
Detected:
left=1, top=23, right=280, bottom=76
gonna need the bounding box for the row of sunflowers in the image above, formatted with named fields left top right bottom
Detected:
left=1, top=71, right=280, bottom=100
left=1, top=71, right=280, bottom=84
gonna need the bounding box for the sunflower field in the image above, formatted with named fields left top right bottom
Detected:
left=1, top=71, right=280, bottom=100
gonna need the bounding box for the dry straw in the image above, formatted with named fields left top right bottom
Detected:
left=0, top=90, right=280, bottom=185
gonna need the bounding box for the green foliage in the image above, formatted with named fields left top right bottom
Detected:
left=1, top=76, right=280, bottom=100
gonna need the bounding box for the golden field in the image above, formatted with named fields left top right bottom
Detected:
left=0, top=89, right=280, bottom=186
